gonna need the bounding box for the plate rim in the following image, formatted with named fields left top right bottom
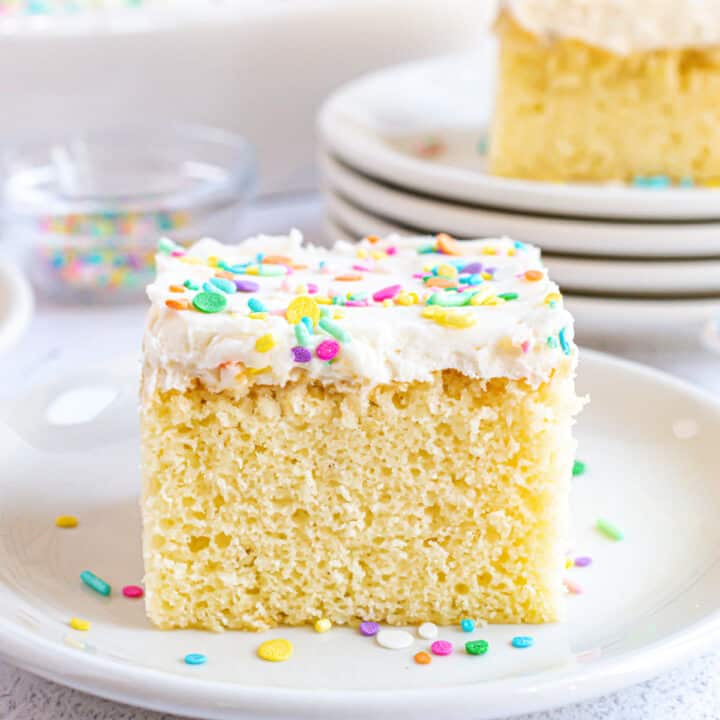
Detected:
left=317, top=53, right=720, bottom=223
left=2, top=350, right=720, bottom=719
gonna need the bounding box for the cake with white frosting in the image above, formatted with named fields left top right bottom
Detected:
left=490, top=0, right=720, bottom=185
left=140, top=231, right=582, bottom=631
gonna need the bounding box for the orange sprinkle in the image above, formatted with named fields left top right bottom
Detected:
left=165, top=299, right=190, bottom=311
left=168, top=284, right=186, bottom=293
left=425, top=277, right=456, bottom=289
left=524, top=270, right=543, bottom=282
left=214, top=270, right=235, bottom=280
left=291, top=263, right=309, bottom=270
left=414, top=651, right=432, bottom=665
left=334, top=274, right=363, bottom=282
left=366, top=235, right=381, bottom=244
left=436, top=233, right=462, bottom=256
left=263, top=255, right=292, bottom=265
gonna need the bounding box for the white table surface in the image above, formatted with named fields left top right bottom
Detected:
left=2, top=194, right=720, bottom=719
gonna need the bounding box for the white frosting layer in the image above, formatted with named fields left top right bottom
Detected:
left=142, top=232, right=576, bottom=395
left=507, top=0, right=720, bottom=53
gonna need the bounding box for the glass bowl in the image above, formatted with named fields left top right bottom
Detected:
left=1, top=124, right=255, bottom=303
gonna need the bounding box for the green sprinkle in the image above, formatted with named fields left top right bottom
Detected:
left=295, top=323, right=311, bottom=347
left=596, top=518, right=624, bottom=541
left=183, top=280, right=199, bottom=291
left=498, top=292, right=519, bottom=301
left=417, top=244, right=437, bottom=255
left=209, top=277, right=237, bottom=294
left=572, top=459, right=586, bottom=476
left=546, top=337, right=558, bottom=349
left=427, top=291, right=475, bottom=307
left=319, top=306, right=332, bottom=318
left=258, top=265, right=287, bottom=277
left=217, top=260, right=234, bottom=272
left=193, top=292, right=227, bottom=314
left=465, top=639, right=489, bottom=656
left=80, top=570, right=111, bottom=597
left=348, top=292, right=368, bottom=301
left=157, top=237, right=176, bottom=255
left=248, top=297, right=267, bottom=313
left=319, top=317, right=351, bottom=343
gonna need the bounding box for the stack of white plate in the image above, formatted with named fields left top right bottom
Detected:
left=318, top=53, right=720, bottom=339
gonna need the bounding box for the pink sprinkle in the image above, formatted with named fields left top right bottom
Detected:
left=520, top=340, right=530, bottom=354
left=574, top=556, right=592, bottom=567
left=307, top=283, right=318, bottom=295
left=431, top=640, right=453, bottom=656
left=563, top=578, right=583, bottom=595
left=386, top=246, right=397, bottom=255
left=170, top=250, right=185, bottom=257
left=412, top=273, right=425, bottom=279
left=122, top=585, right=144, bottom=599
left=372, top=284, right=402, bottom=302
left=270, top=309, right=286, bottom=317
left=345, top=300, right=369, bottom=307
left=353, top=264, right=371, bottom=272
left=281, top=279, right=292, bottom=292
left=316, top=339, right=340, bottom=361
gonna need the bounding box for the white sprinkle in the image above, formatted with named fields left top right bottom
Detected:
left=673, top=418, right=699, bottom=440
left=417, top=622, right=438, bottom=640
left=376, top=629, right=414, bottom=650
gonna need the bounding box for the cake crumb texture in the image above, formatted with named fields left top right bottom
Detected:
left=141, top=365, right=580, bottom=631
left=490, top=13, right=720, bottom=183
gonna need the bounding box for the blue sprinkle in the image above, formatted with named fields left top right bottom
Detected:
left=680, top=177, right=695, bottom=188
left=248, top=298, right=267, bottom=313
left=184, top=653, right=207, bottom=666
left=301, top=316, right=314, bottom=334
left=209, top=277, right=237, bottom=294
left=80, top=570, right=111, bottom=597
left=255, top=253, right=264, bottom=264
left=513, top=241, right=526, bottom=251
left=558, top=327, right=571, bottom=355
left=461, top=618, right=475, bottom=633
left=511, top=636, right=534, bottom=649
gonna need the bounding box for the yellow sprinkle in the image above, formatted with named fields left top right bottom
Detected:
left=436, top=263, right=458, bottom=279
left=314, top=618, right=332, bottom=633
left=395, top=291, right=418, bottom=306
left=481, top=247, right=497, bottom=255
left=470, top=289, right=495, bottom=306
left=179, top=257, right=203, bottom=265
left=544, top=292, right=562, bottom=305
left=286, top=296, right=321, bottom=326
left=701, top=178, right=720, bottom=188
left=565, top=557, right=574, bottom=569
left=295, top=284, right=307, bottom=295
left=356, top=248, right=369, bottom=259
left=315, top=296, right=333, bottom=305
left=421, top=307, right=477, bottom=328
left=481, top=272, right=493, bottom=280
left=423, top=264, right=434, bottom=273
left=245, top=266, right=259, bottom=275
left=249, top=312, right=268, bottom=320
left=247, top=366, right=270, bottom=376
left=382, top=299, right=393, bottom=307
left=255, top=334, right=276, bottom=353
left=69, top=617, right=91, bottom=631
left=507, top=248, right=516, bottom=256
left=55, top=515, right=78, bottom=529
left=207, top=255, right=219, bottom=267
left=258, top=638, right=293, bottom=662
left=371, top=250, right=385, bottom=260
left=332, top=310, right=345, bottom=319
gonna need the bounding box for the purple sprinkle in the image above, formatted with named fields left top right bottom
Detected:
left=461, top=262, right=483, bottom=275
left=235, top=280, right=260, bottom=293
left=359, top=621, right=380, bottom=637
left=484, top=267, right=496, bottom=275
left=574, top=556, right=592, bottom=567
left=291, top=346, right=312, bottom=363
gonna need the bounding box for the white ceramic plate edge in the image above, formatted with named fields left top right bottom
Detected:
left=0, top=262, right=33, bottom=355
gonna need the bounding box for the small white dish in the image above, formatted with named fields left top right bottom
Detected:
left=321, top=153, right=720, bottom=260
left=318, top=53, right=720, bottom=222
left=0, top=261, right=33, bottom=355
left=2, top=351, right=720, bottom=719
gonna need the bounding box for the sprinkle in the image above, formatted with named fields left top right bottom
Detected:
left=69, top=617, right=91, bottom=631
left=547, top=336, right=559, bottom=349
left=461, top=263, right=484, bottom=275
left=436, top=263, right=458, bottom=279
left=318, top=317, right=351, bottom=343
left=286, top=296, right=320, bottom=326
left=417, top=622, right=438, bottom=640
left=294, top=323, right=311, bottom=347
left=291, top=346, right=312, bottom=363
left=314, top=618, right=332, bottom=633
left=460, top=618, right=475, bottom=633
left=564, top=578, right=583, bottom=595
left=372, top=284, right=402, bottom=302
left=122, top=585, right=144, bottom=598
left=352, top=264, right=371, bottom=272
left=55, top=515, right=78, bottom=528
left=192, top=292, right=227, bottom=314
left=422, top=306, right=477, bottom=329
left=497, top=292, right=519, bottom=301
left=575, top=556, right=592, bottom=567
left=559, top=327, right=571, bottom=355
left=165, top=299, right=190, bottom=311
left=249, top=312, right=267, bottom=320
left=184, top=653, right=207, bottom=666
left=465, top=639, right=489, bottom=656
left=209, top=277, right=237, bottom=294
left=596, top=518, right=624, bottom=541
left=572, top=459, right=586, bottom=476
left=524, top=270, right=543, bottom=282
left=258, top=638, right=293, bottom=662
left=248, top=297, right=267, bottom=313
left=316, top=339, right=340, bottom=361
left=183, top=280, right=199, bottom=291
left=359, top=621, right=380, bottom=636
left=395, top=291, right=419, bottom=306
left=235, top=280, right=260, bottom=293
left=544, top=292, right=561, bottom=306
left=262, top=255, right=292, bottom=265
left=255, top=334, right=276, bottom=353
left=436, top=233, right=463, bottom=256
left=424, top=277, right=456, bottom=289
left=426, top=291, right=474, bottom=307
left=258, top=265, right=287, bottom=277
left=376, top=629, right=414, bottom=650
left=158, top=237, right=177, bottom=255
left=168, top=284, right=186, bottom=293
left=80, top=570, right=111, bottom=597
left=334, top=274, right=363, bottom=282
left=414, top=651, right=432, bottom=665
left=565, top=557, right=574, bottom=569
left=511, top=636, right=534, bottom=649
left=301, top=316, right=314, bottom=334
left=430, top=640, right=453, bottom=656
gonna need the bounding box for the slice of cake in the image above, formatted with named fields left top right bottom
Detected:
left=140, top=231, right=582, bottom=631
left=490, top=0, right=720, bottom=184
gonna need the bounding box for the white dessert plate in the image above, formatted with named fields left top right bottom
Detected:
left=318, top=53, right=720, bottom=222
left=0, top=261, right=33, bottom=355
left=323, top=190, right=720, bottom=296
left=324, top=218, right=720, bottom=341
left=321, top=152, right=720, bottom=259
left=2, top=353, right=720, bottom=719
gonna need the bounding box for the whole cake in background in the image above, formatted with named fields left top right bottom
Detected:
left=140, top=231, right=582, bottom=631
left=490, top=0, right=720, bottom=185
